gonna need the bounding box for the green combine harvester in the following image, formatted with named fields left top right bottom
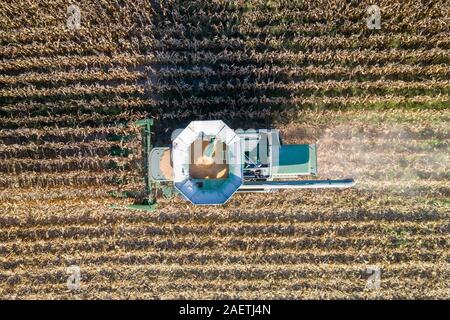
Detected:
left=119, top=119, right=355, bottom=210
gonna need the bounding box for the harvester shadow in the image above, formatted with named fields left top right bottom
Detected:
left=147, top=0, right=291, bottom=146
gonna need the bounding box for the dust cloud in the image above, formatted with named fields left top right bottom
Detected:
left=315, top=124, right=449, bottom=196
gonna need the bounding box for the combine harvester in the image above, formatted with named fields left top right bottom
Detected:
left=122, top=119, right=355, bottom=210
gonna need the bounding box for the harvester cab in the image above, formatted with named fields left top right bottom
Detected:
left=119, top=119, right=355, bottom=210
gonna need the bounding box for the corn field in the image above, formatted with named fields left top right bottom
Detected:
left=0, top=0, right=448, bottom=299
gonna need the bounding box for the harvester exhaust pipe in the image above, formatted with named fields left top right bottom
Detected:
left=239, top=179, right=356, bottom=191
